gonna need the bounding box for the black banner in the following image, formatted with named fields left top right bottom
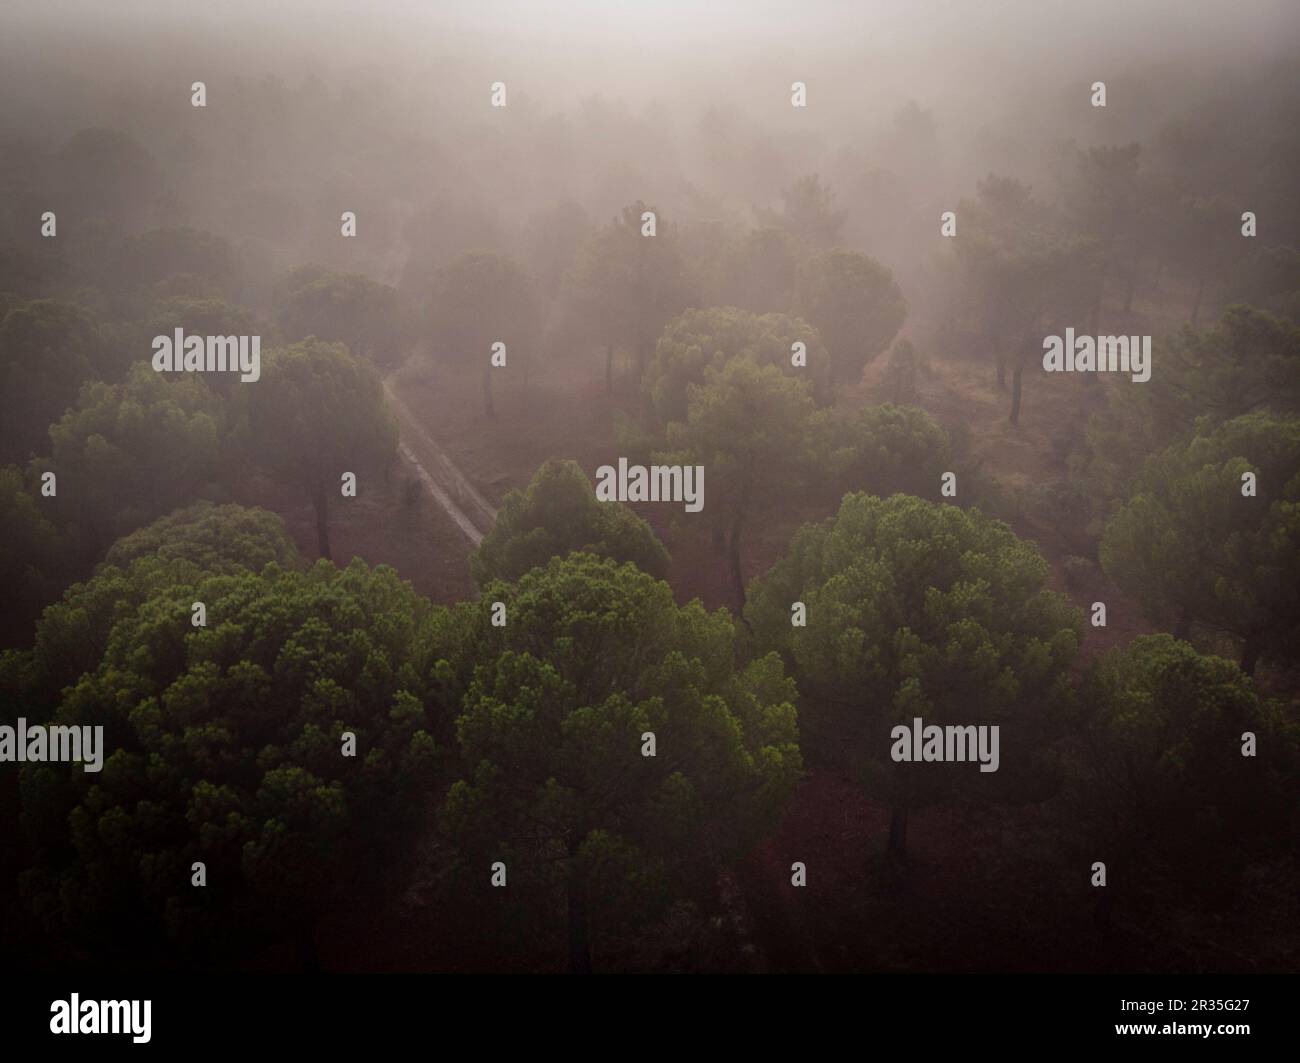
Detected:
left=3, top=974, right=1292, bottom=1051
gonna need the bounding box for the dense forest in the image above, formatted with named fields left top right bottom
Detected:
left=1, top=0, right=1297, bottom=975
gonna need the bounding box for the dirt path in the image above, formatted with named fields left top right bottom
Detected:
left=383, top=377, right=498, bottom=546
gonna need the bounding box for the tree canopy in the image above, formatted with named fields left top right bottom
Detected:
left=12, top=556, right=450, bottom=969
left=746, top=492, right=1082, bottom=852
left=1100, top=412, right=1300, bottom=675
left=1063, top=635, right=1298, bottom=905
left=275, top=266, right=405, bottom=369
left=794, top=248, right=906, bottom=385
left=470, top=459, right=670, bottom=586
left=429, top=250, right=540, bottom=416
left=642, top=305, right=830, bottom=430
left=0, top=299, right=127, bottom=465
left=247, top=339, right=397, bottom=560
left=443, top=552, right=802, bottom=971
left=42, top=363, right=225, bottom=561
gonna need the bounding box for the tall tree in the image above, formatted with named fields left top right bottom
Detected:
left=953, top=175, right=1097, bottom=421
left=1100, top=412, right=1300, bottom=675
left=443, top=553, right=802, bottom=972
left=756, top=174, right=848, bottom=248
left=810, top=402, right=951, bottom=503
left=952, top=175, right=1040, bottom=390
left=429, top=251, right=540, bottom=417
left=275, top=266, right=405, bottom=369
left=247, top=339, right=397, bottom=560
left=1078, top=305, right=1300, bottom=510
left=642, top=305, right=830, bottom=431
left=42, top=363, right=225, bottom=561
left=746, top=493, right=1082, bottom=854
left=660, top=358, right=816, bottom=602
left=0, top=299, right=126, bottom=464
left=562, top=202, right=694, bottom=392
left=1059, top=143, right=1143, bottom=326
left=1063, top=635, right=1298, bottom=916
left=795, top=248, right=906, bottom=386
left=10, top=556, right=449, bottom=969
left=0, top=464, right=69, bottom=648
left=1161, top=196, right=1243, bottom=326
left=470, top=459, right=670, bottom=586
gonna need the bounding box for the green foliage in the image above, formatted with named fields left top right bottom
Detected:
left=429, top=250, right=540, bottom=414
left=275, top=266, right=404, bottom=368
left=1063, top=635, right=1299, bottom=901
left=9, top=503, right=303, bottom=718
left=0, top=464, right=70, bottom=647
left=1162, top=196, right=1244, bottom=321
left=105, top=501, right=301, bottom=573
left=0, top=299, right=127, bottom=464
left=660, top=357, right=817, bottom=599
left=1080, top=306, right=1300, bottom=508
left=795, top=248, right=906, bottom=384
left=811, top=402, right=951, bottom=502
left=562, top=201, right=695, bottom=379
left=430, top=250, right=539, bottom=368
left=755, top=174, right=847, bottom=247
left=42, top=363, right=225, bottom=558
left=1060, top=143, right=1143, bottom=259
left=247, top=339, right=397, bottom=558
left=1223, top=245, right=1300, bottom=324
left=140, top=296, right=259, bottom=343
left=1161, top=303, right=1299, bottom=425
left=746, top=493, right=1082, bottom=827
left=443, top=553, right=802, bottom=968
left=952, top=174, right=1100, bottom=417
left=1100, top=413, right=1300, bottom=674
left=471, top=459, right=669, bottom=586
left=643, top=305, right=829, bottom=430
left=13, top=558, right=450, bottom=967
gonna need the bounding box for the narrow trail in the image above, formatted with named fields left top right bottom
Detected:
left=383, top=377, right=497, bottom=546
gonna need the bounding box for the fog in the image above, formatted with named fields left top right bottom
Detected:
left=2, top=0, right=1298, bottom=980
left=4, top=1, right=1297, bottom=307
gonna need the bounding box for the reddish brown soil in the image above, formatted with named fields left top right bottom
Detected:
left=231, top=464, right=477, bottom=605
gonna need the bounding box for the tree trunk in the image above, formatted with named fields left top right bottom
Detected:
left=1173, top=608, right=1191, bottom=641
left=605, top=343, right=614, bottom=395
left=311, top=482, right=332, bottom=560
left=888, top=804, right=908, bottom=855
left=482, top=365, right=495, bottom=418
left=995, top=356, right=1005, bottom=391
left=567, top=860, right=592, bottom=974
left=1191, top=274, right=1206, bottom=327
left=1009, top=363, right=1024, bottom=425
